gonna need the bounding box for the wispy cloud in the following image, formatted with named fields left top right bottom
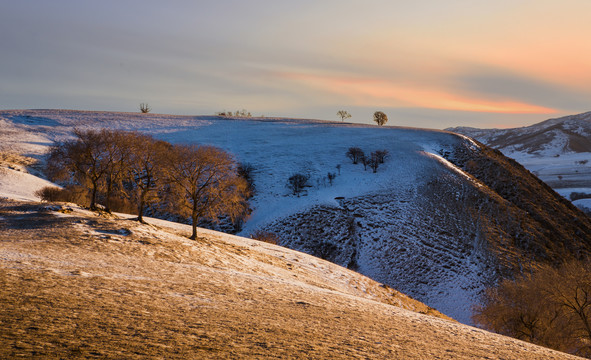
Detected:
left=2, top=0, right=591, bottom=128
left=276, top=71, right=558, bottom=114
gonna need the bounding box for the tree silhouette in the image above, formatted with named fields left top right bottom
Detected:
left=337, top=110, right=352, bottom=122
left=373, top=111, right=388, bottom=126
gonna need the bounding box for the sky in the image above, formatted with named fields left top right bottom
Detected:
left=1, top=0, right=591, bottom=129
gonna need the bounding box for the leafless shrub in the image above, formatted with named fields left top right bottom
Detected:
left=327, top=172, right=336, bottom=186
left=250, top=230, right=280, bottom=245
left=374, top=150, right=389, bottom=164
left=360, top=154, right=368, bottom=171
left=287, top=173, right=310, bottom=197
left=35, top=185, right=90, bottom=206
left=216, top=109, right=251, bottom=117
left=368, top=152, right=380, bottom=173
left=346, top=147, right=364, bottom=164
left=139, top=103, right=151, bottom=113
left=35, top=186, right=66, bottom=202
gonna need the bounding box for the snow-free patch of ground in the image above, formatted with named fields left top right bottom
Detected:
left=0, top=199, right=581, bottom=359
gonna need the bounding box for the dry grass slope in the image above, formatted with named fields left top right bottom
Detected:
left=0, top=199, right=582, bottom=359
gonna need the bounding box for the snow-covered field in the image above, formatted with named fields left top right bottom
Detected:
left=0, top=110, right=469, bottom=237
left=0, top=110, right=450, bottom=232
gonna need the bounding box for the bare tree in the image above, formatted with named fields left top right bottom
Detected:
left=122, top=133, right=170, bottom=223
left=287, top=173, right=310, bottom=196
left=544, top=261, right=591, bottom=356
left=327, top=172, right=336, bottom=186
left=373, top=111, right=388, bottom=126
left=368, top=152, right=380, bottom=173
left=162, top=144, right=249, bottom=240
left=139, top=103, right=151, bottom=113
left=337, top=110, right=352, bottom=122
left=100, top=130, right=132, bottom=213
left=474, top=260, right=591, bottom=357
left=361, top=154, right=368, bottom=171
left=47, top=129, right=112, bottom=210
left=346, top=147, right=364, bottom=164
left=374, top=149, right=389, bottom=163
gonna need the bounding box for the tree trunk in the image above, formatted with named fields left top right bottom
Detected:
left=137, top=194, right=145, bottom=224
left=104, top=178, right=112, bottom=213
left=190, top=203, right=198, bottom=240
left=90, top=181, right=98, bottom=210
left=190, top=220, right=197, bottom=240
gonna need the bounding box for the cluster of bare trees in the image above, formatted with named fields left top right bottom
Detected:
left=346, top=147, right=389, bottom=173
left=215, top=109, right=252, bottom=117
left=473, top=260, right=591, bottom=358
left=45, top=129, right=250, bottom=239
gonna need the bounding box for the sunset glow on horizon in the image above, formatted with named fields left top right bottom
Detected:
left=276, top=71, right=560, bottom=115
left=1, top=1, right=590, bottom=129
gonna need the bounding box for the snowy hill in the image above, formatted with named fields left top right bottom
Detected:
left=1, top=199, right=582, bottom=359
left=447, top=111, right=591, bottom=212
left=2, top=109, right=591, bottom=326
left=447, top=111, right=591, bottom=156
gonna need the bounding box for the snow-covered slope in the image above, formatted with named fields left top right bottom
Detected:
left=0, top=199, right=581, bottom=359
left=447, top=111, right=591, bottom=156
left=2, top=109, right=591, bottom=326
left=447, top=111, right=591, bottom=194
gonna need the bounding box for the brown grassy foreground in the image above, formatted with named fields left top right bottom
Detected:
left=0, top=199, right=582, bottom=359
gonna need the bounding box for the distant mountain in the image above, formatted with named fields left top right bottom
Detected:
left=2, top=109, right=591, bottom=325
left=447, top=112, right=591, bottom=202
left=447, top=111, right=591, bottom=155
left=0, top=199, right=579, bottom=359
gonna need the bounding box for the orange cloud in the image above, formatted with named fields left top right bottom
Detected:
left=278, top=72, right=558, bottom=114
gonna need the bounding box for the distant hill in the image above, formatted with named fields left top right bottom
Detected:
left=446, top=111, right=591, bottom=155
left=447, top=112, right=591, bottom=208
left=2, top=109, right=591, bottom=326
